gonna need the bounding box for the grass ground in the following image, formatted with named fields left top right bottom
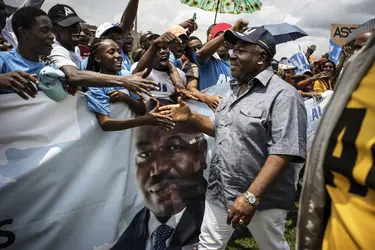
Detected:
left=226, top=206, right=298, bottom=250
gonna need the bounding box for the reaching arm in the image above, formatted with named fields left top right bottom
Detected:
left=295, top=76, right=316, bottom=90
left=61, top=65, right=124, bottom=88
left=187, top=76, right=221, bottom=111
left=195, top=34, right=225, bottom=64
left=118, top=0, right=139, bottom=32
left=60, top=65, right=157, bottom=97
left=189, top=111, right=215, bottom=137
left=95, top=114, right=153, bottom=131
left=169, top=67, right=185, bottom=88
left=96, top=102, right=174, bottom=131
left=132, top=43, right=158, bottom=77
left=195, top=19, right=249, bottom=65
left=187, top=76, right=204, bottom=99
left=107, top=90, right=146, bottom=115
left=133, top=32, right=180, bottom=77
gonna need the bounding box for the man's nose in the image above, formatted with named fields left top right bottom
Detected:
left=230, top=51, right=237, bottom=60
left=149, top=156, right=170, bottom=177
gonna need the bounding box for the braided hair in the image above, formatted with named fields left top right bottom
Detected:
left=86, top=37, right=104, bottom=73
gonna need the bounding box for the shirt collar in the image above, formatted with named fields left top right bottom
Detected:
left=148, top=207, right=186, bottom=238
left=254, top=67, right=275, bottom=86
left=230, top=66, right=275, bottom=88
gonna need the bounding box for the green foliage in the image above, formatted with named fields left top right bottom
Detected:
left=226, top=210, right=298, bottom=250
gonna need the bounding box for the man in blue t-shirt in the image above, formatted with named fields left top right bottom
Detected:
left=0, top=7, right=54, bottom=100
left=193, top=22, right=233, bottom=91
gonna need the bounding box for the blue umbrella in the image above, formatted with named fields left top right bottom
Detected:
left=262, top=23, right=308, bottom=45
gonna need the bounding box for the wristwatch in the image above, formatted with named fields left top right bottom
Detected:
left=245, top=191, right=259, bottom=206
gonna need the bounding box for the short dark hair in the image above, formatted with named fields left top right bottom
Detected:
left=188, top=36, right=202, bottom=44
left=12, top=7, right=48, bottom=40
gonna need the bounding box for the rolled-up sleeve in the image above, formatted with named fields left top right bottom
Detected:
left=267, top=90, right=307, bottom=162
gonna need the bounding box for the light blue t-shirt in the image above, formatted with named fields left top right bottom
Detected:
left=169, top=51, right=183, bottom=69
left=86, top=71, right=139, bottom=116
left=121, top=51, right=132, bottom=72
left=193, top=52, right=231, bottom=91
left=0, top=49, right=45, bottom=94
left=81, top=51, right=131, bottom=73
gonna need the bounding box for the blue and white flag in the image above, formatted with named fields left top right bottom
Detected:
left=329, top=39, right=343, bottom=65
left=289, top=45, right=311, bottom=75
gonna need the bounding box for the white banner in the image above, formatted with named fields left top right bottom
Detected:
left=304, top=90, right=334, bottom=150
left=0, top=93, right=144, bottom=250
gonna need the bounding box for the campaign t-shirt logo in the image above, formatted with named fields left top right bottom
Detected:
left=64, top=7, right=74, bottom=16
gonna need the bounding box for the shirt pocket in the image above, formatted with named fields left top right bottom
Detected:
left=238, top=108, right=265, bottom=135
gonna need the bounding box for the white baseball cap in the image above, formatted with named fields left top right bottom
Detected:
left=279, top=64, right=297, bottom=70
left=95, top=22, right=123, bottom=38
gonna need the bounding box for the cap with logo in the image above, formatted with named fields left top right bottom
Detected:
left=224, top=27, right=276, bottom=58
left=48, top=4, right=84, bottom=27
left=95, top=22, right=123, bottom=38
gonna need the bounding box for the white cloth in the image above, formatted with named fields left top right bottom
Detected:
left=1, top=0, right=45, bottom=48
left=198, top=200, right=290, bottom=250
left=146, top=207, right=186, bottom=250
left=48, top=41, right=83, bottom=69
left=130, top=62, right=187, bottom=94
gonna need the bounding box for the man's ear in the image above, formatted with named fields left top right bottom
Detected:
left=258, top=51, right=268, bottom=65
left=17, top=27, right=27, bottom=39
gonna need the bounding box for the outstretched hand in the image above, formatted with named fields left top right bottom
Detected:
left=158, top=96, right=192, bottom=122
left=0, top=71, right=38, bottom=100
left=145, top=100, right=175, bottom=130
left=124, top=68, right=159, bottom=99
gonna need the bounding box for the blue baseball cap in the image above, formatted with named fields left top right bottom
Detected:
left=224, top=27, right=276, bottom=58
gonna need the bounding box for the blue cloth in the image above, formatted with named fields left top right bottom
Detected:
left=0, top=49, right=45, bottom=74
left=329, top=39, right=343, bottom=65
left=193, top=52, right=231, bottom=91
left=0, top=49, right=45, bottom=94
left=81, top=50, right=132, bottom=73
left=169, top=52, right=183, bottom=69
left=80, top=57, right=89, bottom=70
left=86, top=71, right=139, bottom=116
left=121, top=51, right=132, bottom=72
left=289, top=45, right=310, bottom=75
left=153, top=224, right=174, bottom=250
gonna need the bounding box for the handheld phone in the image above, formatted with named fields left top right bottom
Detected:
left=192, top=13, right=197, bottom=20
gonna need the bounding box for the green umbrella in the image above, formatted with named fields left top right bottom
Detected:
left=180, top=0, right=262, bottom=24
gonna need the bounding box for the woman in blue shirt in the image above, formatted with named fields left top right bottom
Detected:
left=86, top=38, right=174, bottom=131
